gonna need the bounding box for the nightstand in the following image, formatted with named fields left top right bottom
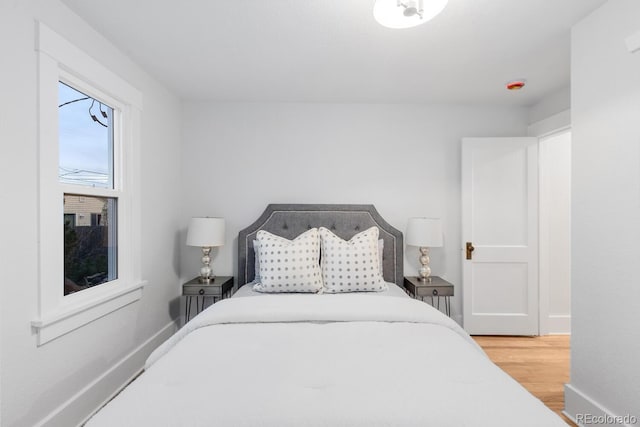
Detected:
left=403, top=276, right=454, bottom=317
left=183, top=276, right=234, bottom=322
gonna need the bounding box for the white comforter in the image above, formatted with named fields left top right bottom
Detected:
left=87, top=294, right=567, bottom=427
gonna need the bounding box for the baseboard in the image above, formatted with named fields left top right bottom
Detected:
left=34, top=321, right=177, bottom=427
left=564, top=383, right=638, bottom=427
left=548, top=314, right=571, bottom=335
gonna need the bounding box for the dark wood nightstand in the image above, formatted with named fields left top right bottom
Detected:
left=403, top=276, right=454, bottom=317
left=183, top=276, right=234, bottom=322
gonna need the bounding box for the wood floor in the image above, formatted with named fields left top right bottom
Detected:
left=473, top=335, right=575, bottom=426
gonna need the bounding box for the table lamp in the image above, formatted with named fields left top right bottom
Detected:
left=186, top=217, right=225, bottom=283
left=406, top=217, right=443, bottom=282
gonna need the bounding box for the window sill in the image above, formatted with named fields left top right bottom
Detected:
left=31, top=281, right=146, bottom=345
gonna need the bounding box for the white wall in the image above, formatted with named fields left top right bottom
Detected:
left=0, top=2, right=183, bottom=426
left=567, top=0, right=640, bottom=421
left=527, top=87, right=571, bottom=137
left=539, top=131, right=571, bottom=334
left=528, top=86, right=570, bottom=125
left=180, top=102, right=529, bottom=323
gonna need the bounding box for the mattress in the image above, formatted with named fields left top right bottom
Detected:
left=86, top=293, right=567, bottom=427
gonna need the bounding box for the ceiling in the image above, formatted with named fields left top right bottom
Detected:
left=61, top=0, right=607, bottom=106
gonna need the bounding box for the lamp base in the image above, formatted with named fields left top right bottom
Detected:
left=198, top=247, right=216, bottom=284
left=417, top=247, right=432, bottom=282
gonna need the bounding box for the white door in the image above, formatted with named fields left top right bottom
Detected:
left=462, top=137, right=538, bottom=335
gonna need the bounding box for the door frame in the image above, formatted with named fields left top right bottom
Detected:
left=535, top=124, right=571, bottom=335
left=460, top=117, right=572, bottom=335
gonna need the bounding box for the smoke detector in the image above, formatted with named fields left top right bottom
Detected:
left=506, top=80, right=526, bottom=91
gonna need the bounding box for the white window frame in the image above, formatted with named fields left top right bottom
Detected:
left=32, top=22, right=145, bottom=345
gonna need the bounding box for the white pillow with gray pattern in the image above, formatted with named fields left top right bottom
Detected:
left=253, top=228, right=323, bottom=293
left=253, top=238, right=384, bottom=283
left=319, top=226, right=387, bottom=293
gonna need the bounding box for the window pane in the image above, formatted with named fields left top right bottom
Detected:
left=64, top=194, right=117, bottom=296
left=58, top=82, right=114, bottom=189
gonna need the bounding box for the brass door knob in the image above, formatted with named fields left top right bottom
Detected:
left=466, top=242, right=475, bottom=260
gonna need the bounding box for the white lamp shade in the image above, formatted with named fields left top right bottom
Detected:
left=373, top=0, right=448, bottom=29
left=405, top=217, right=443, bottom=247
left=186, top=217, right=225, bottom=247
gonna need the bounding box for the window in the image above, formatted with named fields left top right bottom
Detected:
left=33, top=22, right=145, bottom=345
left=59, top=83, right=118, bottom=296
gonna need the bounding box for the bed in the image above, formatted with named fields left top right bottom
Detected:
left=86, top=204, right=567, bottom=427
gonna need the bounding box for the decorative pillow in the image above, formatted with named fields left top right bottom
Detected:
left=253, top=238, right=384, bottom=283
left=253, top=228, right=323, bottom=293
left=319, top=226, right=387, bottom=293
left=252, top=238, right=382, bottom=283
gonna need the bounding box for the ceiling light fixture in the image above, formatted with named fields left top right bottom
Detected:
left=374, top=0, right=448, bottom=29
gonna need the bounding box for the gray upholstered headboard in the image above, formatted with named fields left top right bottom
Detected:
left=238, top=204, right=403, bottom=287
